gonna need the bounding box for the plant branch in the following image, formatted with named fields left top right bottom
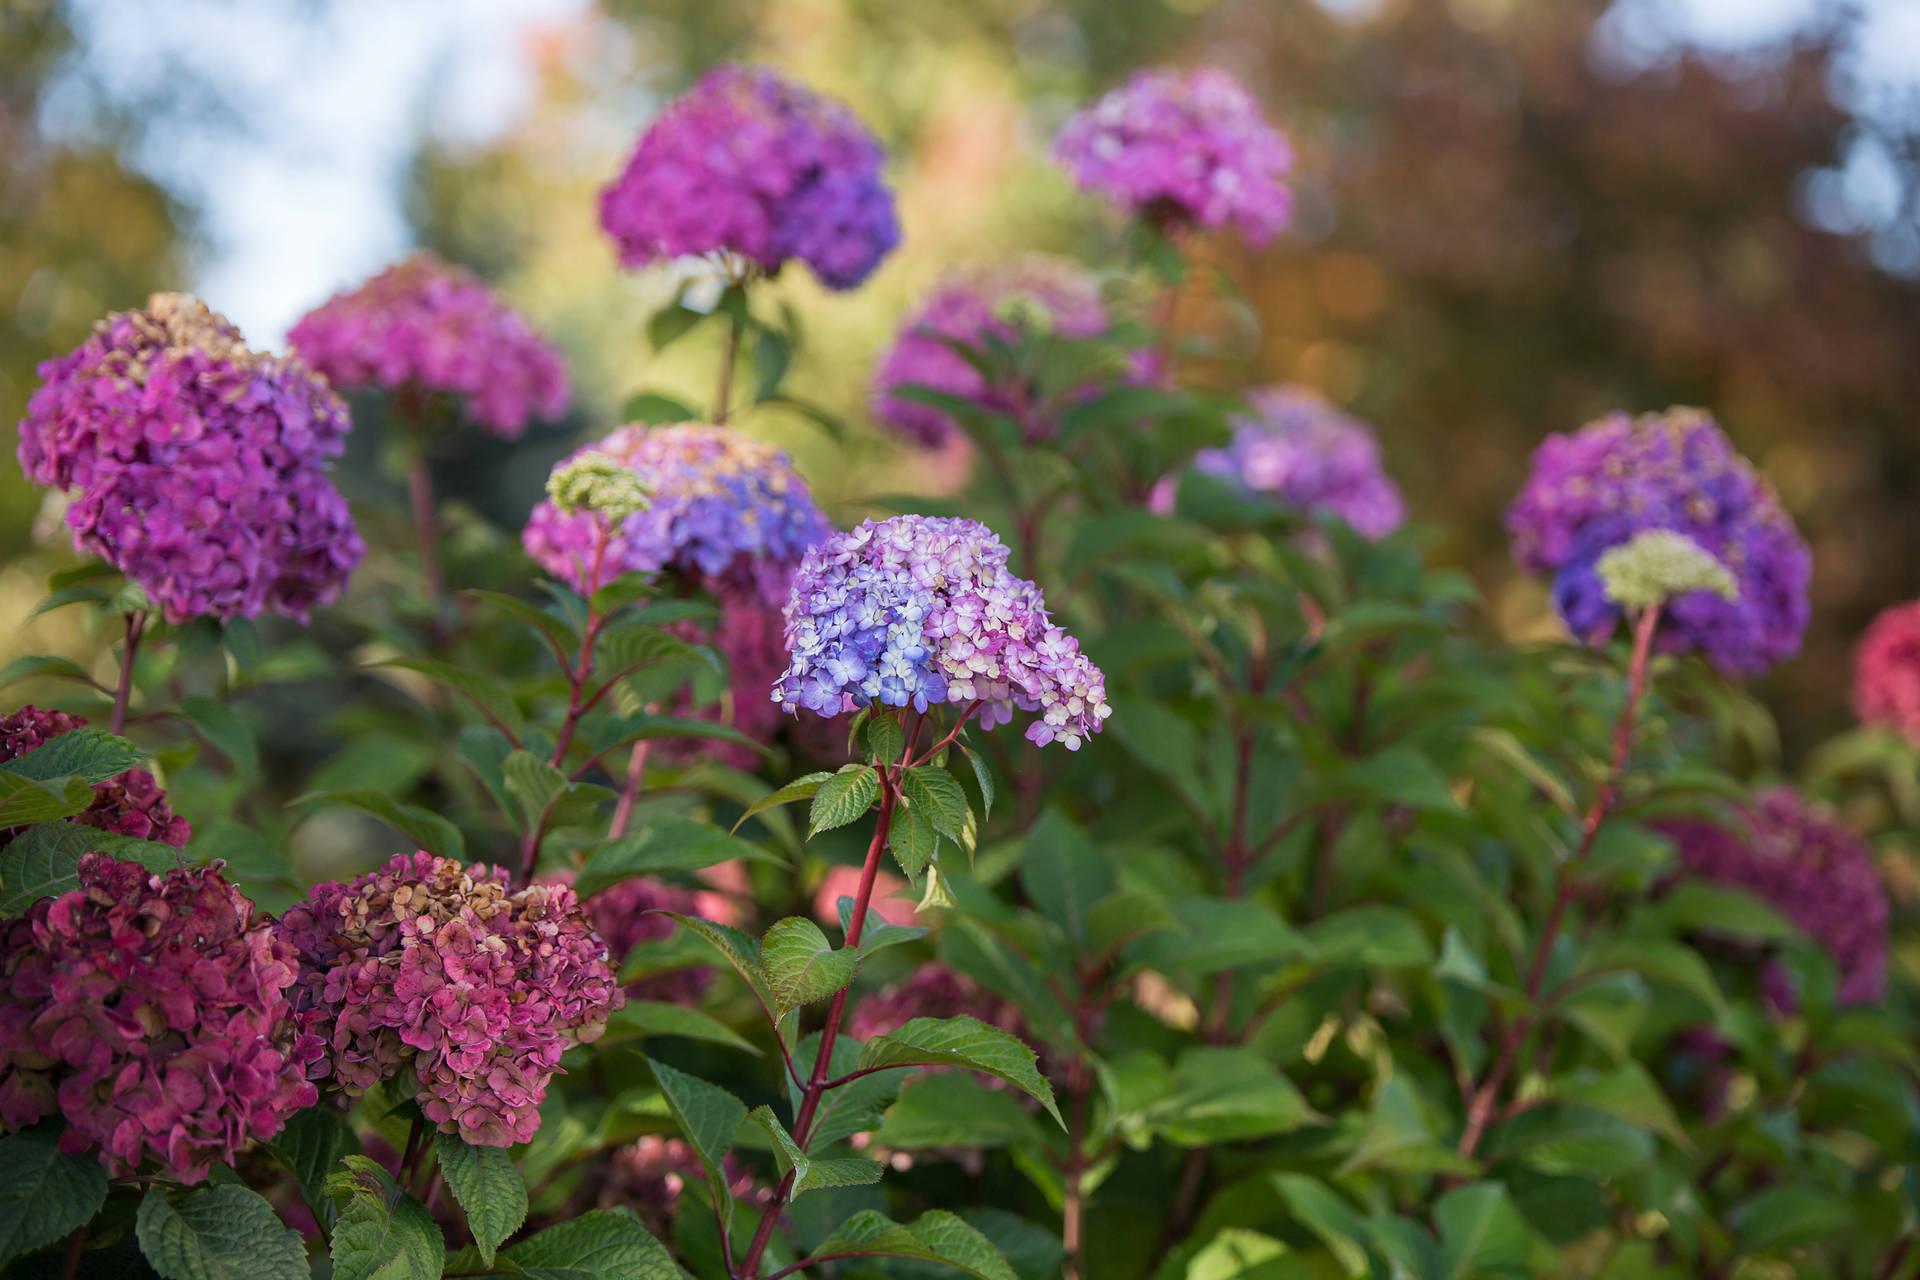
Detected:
left=110, top=609, right=146, bottom=735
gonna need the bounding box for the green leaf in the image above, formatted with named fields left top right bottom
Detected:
left=1434, top=1183, right=1531, bottom=1280
left=856, top=1015, right=1062, bottom=1127
left=455, top=725, right=516, bottom=819
left=861, top=714, right=906, bottom=766
left=1271, top=1174, right=1372, bottom=1278
left=1341, top=1076, right=1474, bottom=1176
left=837, top=893, right=928, bottom=955
left=178, top=696, right=260, bottom=779
left=648, top=1059, right=746, bottom=1237
left=889, top=804, right=940, bottom=881
left=747, top=1106, right=883, bottom=1198
left=876, top=1071, right=1043, bottom=1150
left=663, top=913, right=793, bottom=1050
left=576, top=815, right=779, bottom=898
left=762, top=916, right=860, bottom=1010
left=2, top=728, right=145, bottom=784
left=503, top=750, right=569, bottom=828
left=504, top=1209, right=678, bottom=1279
left=1481, top=1104, right=1655, bottom=1178
left=1146, top=1047, right=1318, bottom=1146
left=733, top=771, right=833, bottom=833
left=803, top=1210, right=1020, bottom=1280
left=1135, top=897, right=1308, bottom=975
left=603, top=999, right=761, bottom=1055
left=465, top=589, right=578, bottom=658
left=1180, top=1228, right=1313, bottom=1279
left=377, top=658, right=523, bottom=737
left=0, top=1128, right=108, bottom=1271
left=0, top=821, right=182, bottom=916
left=809, top=765, right=879, bottom=837
left=0, top=769, right=98, bottom=829
left=647, top=301, right=708, bottom=352
left=291, top=789, right=464, bottom=860
left=326, top=1155, right=444, bottom=1280
left=1727, top=1185, right=1852, bottom=1252
left=1306, top=906, right=1435, bottom=968
left=0, top=654, right=97, bottom=692
left=433, top=1133, right=526, bottom=1267
left=1579, top=938, right=1723, bottom=1014
left=1643, top=880, right=1798, bottom=944
left=901, top=767, right=969, bottom=842
left=791, top=1032, right=904, bottom=1151
left=622, top=392, right=700, bottom=426
left=268, top=1106, right=357, bottom=1230
left=1327, top=746, right=1458, bottom=811
left=1084, top=891, right=1180, bottom=962
left=136, top=1184, right=306, bottom=1280
left=1018, top=808, right=1113, bottom=945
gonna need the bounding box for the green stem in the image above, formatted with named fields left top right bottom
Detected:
left=109, top=609, right=146, bottom=735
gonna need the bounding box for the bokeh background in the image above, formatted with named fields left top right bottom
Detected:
left=4, top=0, right=1917, bottom=756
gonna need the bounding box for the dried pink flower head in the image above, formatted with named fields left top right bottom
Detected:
left=278, top=852, right=624, bottom=1147
left=0, top=706, right=190, bottom=849
left=0, top=855, right=318, bottom=1181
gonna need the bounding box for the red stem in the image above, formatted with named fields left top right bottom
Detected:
left=517, top=531, right=612, bottom=886
left=608, top=738, right=650, bottom=839
left=109, top=610, right=146, bottom=735
left=1456, top=605, right=1661, bottom=1161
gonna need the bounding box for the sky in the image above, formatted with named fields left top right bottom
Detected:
left=39, top=0, right=1920, bottom=343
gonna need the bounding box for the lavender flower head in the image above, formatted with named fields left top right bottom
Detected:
left=600, top=64, right=900, bottom=290
left=17, top=293, right=364, bottom=623
left=288, top=252, right=571, bottom=440
left=773, top=516, right=1111, bottom=749
left=869, top=255, right=1128, bottom=450
left=1055, top=66, right=1293, bottom=243
left=0, top=706, right=190, bottom=849
left=1854, top=600, right=1920, bottom=748
left=1154, top=385, right=1405, bottom=540
left=277, top=852, right=624, bottom=1147
left=0, top=855, right=319, bottom=1181
left=1506, top=407, right=1811, bottom=676
left=1661, top=789, right=1889, bottom=1007
left=523, top=423, right=830, bottom=604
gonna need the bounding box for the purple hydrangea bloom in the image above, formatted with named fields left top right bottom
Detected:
left=1055, top=66, right=1293, bottom=243
left=869, top=255, right=1134, bottom=450
left=17, top=293, right=364, bottom=623
left=523, top=423, right=830, bottom=604
left=1660, top=789, right=1889, bottom=1007
left=0, top=855, right=319, bottom=1181
left=1154, top=385, right=1406, bottom=540
left=773, top=516, right=1111, bottom=749
left=277, top=852, right=624, bottom=1147
left=289, top=252, right=570, bottom=440
left=600, top=65, right=900, bottom=290
left=1506, top=408, right=1811, bottom=676
left=0, top=706, right=190, bottom=849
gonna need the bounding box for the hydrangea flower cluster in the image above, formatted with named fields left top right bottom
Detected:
left=582, top=876, right=712, bottom=1006
left=1153, top=385, right=1406, bottom=540
left=288, top=252, right=571, bottom=440
left=16, top=293, right=363, bottom=623
left=277, top=852, right=623, bottom=1147
left=1661, top=789, right=1889, bottom=1007
left=599, top=65, right=900, bottom=290
left=1, top=706, right=190, bottom=848
left=1055, top=66, right=1293, bottom=243
left=594, top=1135, right=765, bottom=1240
left=773, top=516, right=1111, bottom=749
left=869, top=256, right=1119, bottom=449
left=1506, top=408, right=1811, bottom=676
left=0, top=855, right=318, bottom=1181
left=1596, top=530, right=1738, bottom=612
left=523, top=423, right=829, bottom=602
left=1854, top=601, right=1920, bottom=747
left=847, top=965, right=1025, bottom=1045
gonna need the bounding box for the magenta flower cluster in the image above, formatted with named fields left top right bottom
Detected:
left=582, top=875, right=713, bottom=1006
left=596, top=1134, right=764, bottom=1240
left=0, top=706, right=190, bottom=849
left=16, top=294, right=363, bottom=623
left=869, top=255, right=1129, bottom=450
left=288, top=252, right=571, bottom=440
left=1155, top=385, right=1405, bottom=540
left=1661, top=789, right=1889, bottom=1007
left=277, top=852, right=623, bottom=1147
left=1854, top=600, right=1920, bottom=747
left=600, top=64, right=900, bottom=290
left=524, top=423, right=829, bottom=602
left=847, top=964, right=1026, bottom=1046
left=1506, top=408, right=1811, bottom=676
left=773, top=516, right=1111, bottom=749
left=1055, top=66, right=1293, bottom=244
left=0, top=855, right=319, bottom=1181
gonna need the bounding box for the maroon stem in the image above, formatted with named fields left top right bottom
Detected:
left=738, top=768, right=902, bottom=1279
left=58, top=1226, right=86, bottom=1280
left=109, top=610, right=146, bottom=736
left=608, top=738, right=651, bottom=839
left=407, top=452, right=446, bottom=607
left=1061, top=1083, right=1091, bottom=1280
left=1456, top=604, right=1662, bottom=1161
left=714, top=299, right=744, bottom=425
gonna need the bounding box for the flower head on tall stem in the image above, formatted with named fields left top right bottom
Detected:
left=0, top=706, right=189, bottom=849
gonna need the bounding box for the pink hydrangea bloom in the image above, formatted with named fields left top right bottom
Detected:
left=0, top=855, right=319, bottom=1181
left=1661, top=789, right=1889, bottom=1007
left=16, top=293, right=363, bottom=623
left=0, top=706, right=190, bottom=849
left=812, top=864, right=918, bottom=932
left=278, top=852, right=624, bottom=1147
left=847, top=965, right=1025, bottom=1045
left=600, top=65, right=900, bottom=290
left=288, top=252, right=571, bottom=440
left=1854, top=601, right=1920, bottom=747
left=1055, top=66, right=1293, bottom=243
left=869, top=256, right=1125, bottom=450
